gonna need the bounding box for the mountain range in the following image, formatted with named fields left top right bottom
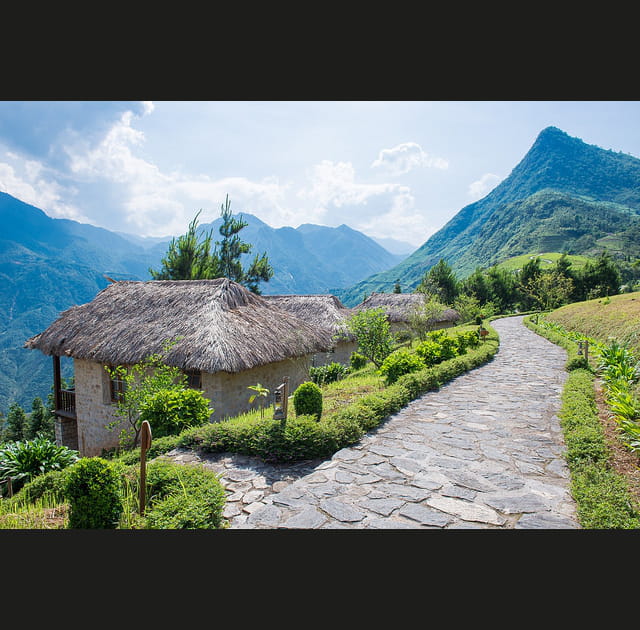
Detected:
left=0, top=193, right=407, bottom=413
left=338, top=126, right=640, bottom=305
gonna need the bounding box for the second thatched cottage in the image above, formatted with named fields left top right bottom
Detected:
left=262, top=294, right=357, bottom=366
left=24, top=278, right=334, bottom=456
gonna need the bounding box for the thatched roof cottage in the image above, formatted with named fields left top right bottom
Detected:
left=263, top=294, right=357, bottom=366
left=352, top=292, right=460, bottom=334
left=25, top=278, right=334, bottom=456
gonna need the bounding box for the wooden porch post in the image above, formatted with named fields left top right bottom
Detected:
left=53, top=355, right=61, bottom=411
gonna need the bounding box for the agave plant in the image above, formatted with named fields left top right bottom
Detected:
left=0, top=437, right=79, bottom=495
left=618, top=418, right=640, bottom=453
left=607, top=388, right=640, bottom=422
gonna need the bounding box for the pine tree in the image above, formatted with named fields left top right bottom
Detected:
left=3, top=403, right=26, bottom=442
left=149, top=211, right=219, bottom=280
left=149, top=195, right=273, bottom=293
left=214, top=195, right=273, bottom=294
left=26, top=396, right=55, bottom=441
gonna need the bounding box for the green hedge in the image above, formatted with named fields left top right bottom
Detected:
left=559, top=369, right=640, bottom=528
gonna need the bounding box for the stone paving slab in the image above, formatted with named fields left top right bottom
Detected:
left=159, top=315, right=580, bottom=529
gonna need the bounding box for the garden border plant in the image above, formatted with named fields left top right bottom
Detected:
left=524, top=314, right=640, bottom=528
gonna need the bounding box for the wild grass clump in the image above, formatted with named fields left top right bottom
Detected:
left=134, top=459, right=226, bottom=529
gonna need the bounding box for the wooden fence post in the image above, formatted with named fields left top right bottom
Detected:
left=139, top=421, right=152, bottom=516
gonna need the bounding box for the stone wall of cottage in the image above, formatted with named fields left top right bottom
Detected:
left=311, top=340, right=358, bottom=367
left=202, top=355, right=312, bottom=421
left=74, top=359, right=129, bottom=456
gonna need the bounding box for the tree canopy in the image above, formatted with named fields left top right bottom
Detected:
left=149, top=195, right=274, bottom=293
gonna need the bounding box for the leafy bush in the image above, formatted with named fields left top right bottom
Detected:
left=141, top=460, right=226, bottom=529
left=346, top=307, right=395, bottom=368
left=138, top=388, right=212, bottom=438
left=64, top=457, right=124, bottom=529
left=414, top=340, right=445, bottom=366
left=378, top=349, right=426, bottom=385
left=349, top=352, right=368, bottom=370
left=309, top=362, right=349, bottom=385
left=456, top=329, right=480, bottom=351
left=0, top=437, right=79, bottom=496
left=292, top=382, right=323, bottom=420
left=428, top=330, right=458, bottom=360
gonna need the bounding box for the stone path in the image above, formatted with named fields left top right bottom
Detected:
left=161, top=315, right=580, bottom=529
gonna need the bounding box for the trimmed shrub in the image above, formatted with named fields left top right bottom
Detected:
left=180, top=413, right=356, bottom=463
left=349, top=352, right=368, bottom=370
left=141, top=460, right=226, bottom=529
left=64, top=457, right=124, bottom=529
left=292, top=382, right=323, bottom=420
left=379, top=349, right=426, bottom=385
left=138, top=387, right=212, bottom=438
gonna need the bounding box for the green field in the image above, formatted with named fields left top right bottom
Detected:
left=495, top=252, right=592, bottom=273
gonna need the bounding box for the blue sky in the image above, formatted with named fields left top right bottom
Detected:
left=1, top=100, right=639, bottom=250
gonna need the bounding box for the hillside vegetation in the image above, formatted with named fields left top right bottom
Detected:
left=340, top=126, right=640, bottom=305
left=546, top=291, right=640, bottom=357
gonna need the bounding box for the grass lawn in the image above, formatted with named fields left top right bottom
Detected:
left=546, top=290, right=640, bottom=358
left=495, top=251, right=591, bottom=272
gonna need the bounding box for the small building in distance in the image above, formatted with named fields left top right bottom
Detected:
left=352, top=292, right=460, bottom=335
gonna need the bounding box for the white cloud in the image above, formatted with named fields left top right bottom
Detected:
left=0, top=155, right=88, bottom=222
left=468, top=173, right=502, bottom=200
left=371, top=142, right=448, bottom=175
left=61, top=111, right=295, bottom=236
left=356, top=192, right=436, bottom=247
left=140, top=101, right=155, bottom=115
left=299, top=159, right=402, bottom=207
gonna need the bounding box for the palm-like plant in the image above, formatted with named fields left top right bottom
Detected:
left=248, top=383, right=270, bottom=418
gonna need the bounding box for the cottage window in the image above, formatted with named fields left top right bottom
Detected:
left=108, top=369, right=127, bottom=403
left=185, top=370, right=202, bottom=389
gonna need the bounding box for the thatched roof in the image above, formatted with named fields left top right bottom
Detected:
left=24, top=278, right=335, bottom=373
left=353, top=292, right=460, bottom=324
left=263, top=294, right=355, bottom=340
